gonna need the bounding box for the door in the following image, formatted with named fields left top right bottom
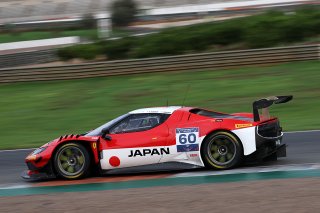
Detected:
left=100, top=113, right=170, bottom=170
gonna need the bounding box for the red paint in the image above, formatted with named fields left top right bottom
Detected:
left=109, top=156, right=121, bottom=167
left=24, top=107, right=256, bottom=171
left=25, top=135, right=100, bottom=169
left=28, top=170, right=39, bottom=175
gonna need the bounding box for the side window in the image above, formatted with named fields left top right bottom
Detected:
left=109, top=113, right=168, bottom=134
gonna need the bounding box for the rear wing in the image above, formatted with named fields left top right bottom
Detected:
left=253, top=95, right=293, bottom=121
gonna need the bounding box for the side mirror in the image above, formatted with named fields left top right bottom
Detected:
left=101, top=128, right=112, bottom=141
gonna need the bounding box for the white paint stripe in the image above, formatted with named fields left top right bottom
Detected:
left=0, top=37, right=80, bottom=51
left=0, top=184, right=32, bottom=190
left=0, top=130, right=319, bottom=152
left=284, top=130, right=320, bottom=134
left=0, top=148, right=35, bottom=153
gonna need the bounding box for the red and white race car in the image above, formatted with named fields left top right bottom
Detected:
left=22, top=96, right=292, bottom=180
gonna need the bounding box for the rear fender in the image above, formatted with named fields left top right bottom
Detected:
left=201, top=128, right=255, bottom=156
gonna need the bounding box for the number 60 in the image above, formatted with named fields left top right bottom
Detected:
left=179, top=133, right=196, bottom=144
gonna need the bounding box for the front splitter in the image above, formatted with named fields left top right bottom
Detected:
left=21, top=170, right=56, bottom=181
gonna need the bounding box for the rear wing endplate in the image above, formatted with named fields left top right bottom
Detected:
left=253, top=95, right=293, bottom=121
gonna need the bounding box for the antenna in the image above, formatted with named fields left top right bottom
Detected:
left=182, top=84, right=191, bottom=107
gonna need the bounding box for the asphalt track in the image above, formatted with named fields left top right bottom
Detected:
left=0, top=130, right=319, bottom=192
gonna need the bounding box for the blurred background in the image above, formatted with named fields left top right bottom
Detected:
left=0, top=0, right=319, bottom=149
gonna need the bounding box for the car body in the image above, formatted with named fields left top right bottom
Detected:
left=22, top=96, right=292, bottom=180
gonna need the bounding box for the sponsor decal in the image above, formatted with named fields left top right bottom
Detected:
left=177, top=144, right=199, bottom=152
left=92, top=142, right=97, bottom=149
left=189, top=153, right=198, bottom=157
left=235, top=123, right=253, bottom=128
left=128, top=148, right=170, bottom=157
left=176, top=127, right=200, bottom=152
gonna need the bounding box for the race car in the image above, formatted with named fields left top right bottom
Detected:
left=22, top=95, right=292, bottom=180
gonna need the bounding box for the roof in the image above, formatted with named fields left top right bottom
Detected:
left=129, top=106, right=182, bottom=114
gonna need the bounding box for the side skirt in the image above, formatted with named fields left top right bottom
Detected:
left=101, top=162, right=203, bottom=175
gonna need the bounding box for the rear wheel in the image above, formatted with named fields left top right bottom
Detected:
left=53, top=143, right=90, bottom=179
left=201, top=131, right=243, bottom=169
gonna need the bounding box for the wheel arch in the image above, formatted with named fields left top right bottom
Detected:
left=200, top=129, right=244, bottom=169
left=51, top=140, right=99, bottom=172
left=200, top=129, right=244, bottom=157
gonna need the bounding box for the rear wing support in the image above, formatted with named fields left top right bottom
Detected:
left=253, top=95, right=293, bottom=122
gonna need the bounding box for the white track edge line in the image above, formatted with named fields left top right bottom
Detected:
left=0, top=148, right=35, bottom=153
left=284, top=129, right=320, bottom=133
left=1, top=163, right=319, bottom=190
left=171, top=163, right=320, bottom=178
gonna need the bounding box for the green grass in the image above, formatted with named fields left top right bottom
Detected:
left=0, top=61, right=319, bottom=149
left=0, top=29, right=98, bottom=43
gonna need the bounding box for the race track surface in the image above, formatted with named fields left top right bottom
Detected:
left=2, top=178, right=320, bottom=213
left=0, top=131, right=319, bottom=189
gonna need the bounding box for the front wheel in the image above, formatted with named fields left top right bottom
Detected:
left=201, top=131, right=243, bottom=169
left=53, top=143, right=90, bottom=179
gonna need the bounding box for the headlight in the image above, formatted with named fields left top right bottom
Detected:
left=32, top=147, right=47, bottom=155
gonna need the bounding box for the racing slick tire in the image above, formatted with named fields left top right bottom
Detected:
left=201, top=131, right=243, bottom=169
left=53, top=143, right=91, bottom=179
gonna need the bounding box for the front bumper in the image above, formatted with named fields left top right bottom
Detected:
left=22, top=158, right=55, bottom=181
left=21, top=170, right=56, bottom=181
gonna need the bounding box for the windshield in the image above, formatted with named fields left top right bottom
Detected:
left=85, top=114, right=129, bottom=136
